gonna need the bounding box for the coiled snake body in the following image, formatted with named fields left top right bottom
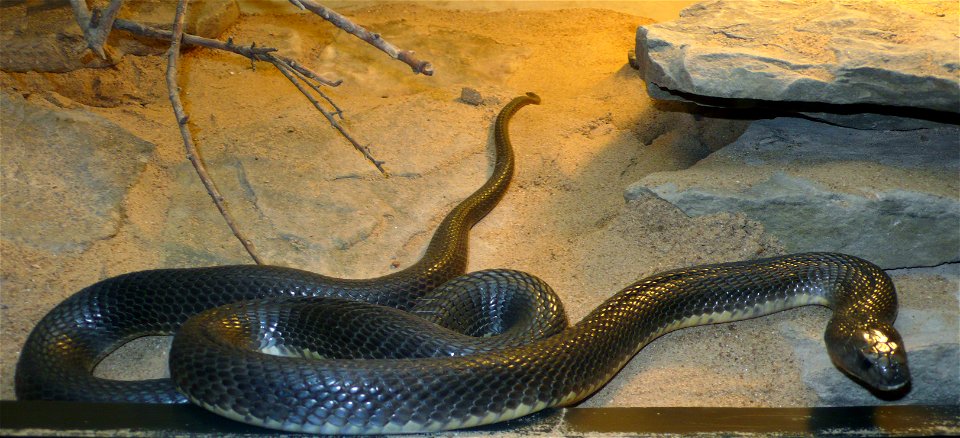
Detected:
left=16, top=93, right=909, bottom=434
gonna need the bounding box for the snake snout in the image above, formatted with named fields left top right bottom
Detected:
left=872, top=356, right=910, bottom=392
left=826, top=322, right=910, bottom=392
left=862, top=330, right=910, bottom=392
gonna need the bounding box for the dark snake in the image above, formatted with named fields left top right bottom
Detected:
left=16, top=93, right=910, bottom=434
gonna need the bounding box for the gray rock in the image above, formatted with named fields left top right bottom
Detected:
left=626, top=117, right=960, bottom=269
left=0, top=0, right=240, bottom=72
left=0, top=92, right=155, bottom=253
left=636, top=0, right=960, bottom=113
left=782, top=316, right=959, bottom=405
left=779, top=265, right=959, bottom=405
left=460, top=87, right=484, bottom=106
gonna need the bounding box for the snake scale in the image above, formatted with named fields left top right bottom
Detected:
left=16, top=93, right=909, bottom=434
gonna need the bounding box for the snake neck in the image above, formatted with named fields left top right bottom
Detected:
left=553, top=252, right=902, bottom=404
left=580, top=253, right=896, bottom=334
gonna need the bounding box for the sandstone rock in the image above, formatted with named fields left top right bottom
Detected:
left=162, top=152, right=391, bottom=270
left=236, top=0, right=304, bottom=15
left=0, top=4, right=115, bottom=73
left=625, top=117, right=960, bottom=269
left=636, top=0, right=960, bottom=113
left=243, top=23, right=304, bottom=59
left=0, top=0, right=240, bottom=72
left=0, top=92, right=154, bottom=253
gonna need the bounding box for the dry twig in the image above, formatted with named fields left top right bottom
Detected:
left=293, top=0, right=434, bottom=75
left=165, top=0, right=263, bottom=264
left=112, top=19, right=382, bottom=176
left=68, top=0, right=122, bottom=58
left=112, top=18, right=343, bottom=87
left=71, top=0, right=431, bottom=176
left=272, top=60, right=386, bottom=174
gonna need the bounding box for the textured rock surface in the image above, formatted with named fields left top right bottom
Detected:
left=636, top=0, right=960, bottom=112
left=0, top=92, right=155, bottom=253
left=0, top=0, right=240, bottom=72
left=626, top=117, right=960, bottom=269
left=781, top=265, right=959, bottom=405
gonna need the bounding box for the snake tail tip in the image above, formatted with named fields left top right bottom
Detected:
left=525, top=92, right=541, bottom=104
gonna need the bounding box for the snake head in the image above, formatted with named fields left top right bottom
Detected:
left=825, top=320, right=910, bottom=392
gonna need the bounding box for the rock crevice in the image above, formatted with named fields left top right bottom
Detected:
left=627, top=118, right=960, bottom=269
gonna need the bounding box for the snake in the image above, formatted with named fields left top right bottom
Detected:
left=15, top=93, right=910, bottom=434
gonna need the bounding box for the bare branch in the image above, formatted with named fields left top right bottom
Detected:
left=68, top=0, right=94, bottom=40
left=275, top=55, right=344, bottom=117
left=114, top=17, right=387, bottom=174
left=69, top=0, right=93, bottom=28
left=69, top=0, right=123, bottom=58
left=113, top=18, right=342, bottom=87
left=165, top=0, right=264, bottom=264
left=293, top=0, right=434, bottom=76
left=272, top=59, right=388, bottom=176
left=275, top=56, right=343, bottom=87
left=87, top=0, right=124, bottom=58
left=68, top=1, right=412, bottom=260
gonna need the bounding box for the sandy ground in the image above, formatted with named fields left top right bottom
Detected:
left=1, top=0, right=955, bottom=416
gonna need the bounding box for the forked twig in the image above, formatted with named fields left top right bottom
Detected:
left=272, top=59, right=387, bottom=175
left=73, top=0, right=426, bottom=176
left=166, top=0, right=263, bottom=264
left=69, top=0, right=123, bottom=58
left=71, top=0, right=433, bottom=77
left=277, top=57, right=344, bottom=116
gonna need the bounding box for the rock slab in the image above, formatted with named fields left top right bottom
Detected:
left=0, top=92, right=155, bottom=253
left=626, top=117, right=960, bottom=269
left=636, top=0, right=960, bottom=112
